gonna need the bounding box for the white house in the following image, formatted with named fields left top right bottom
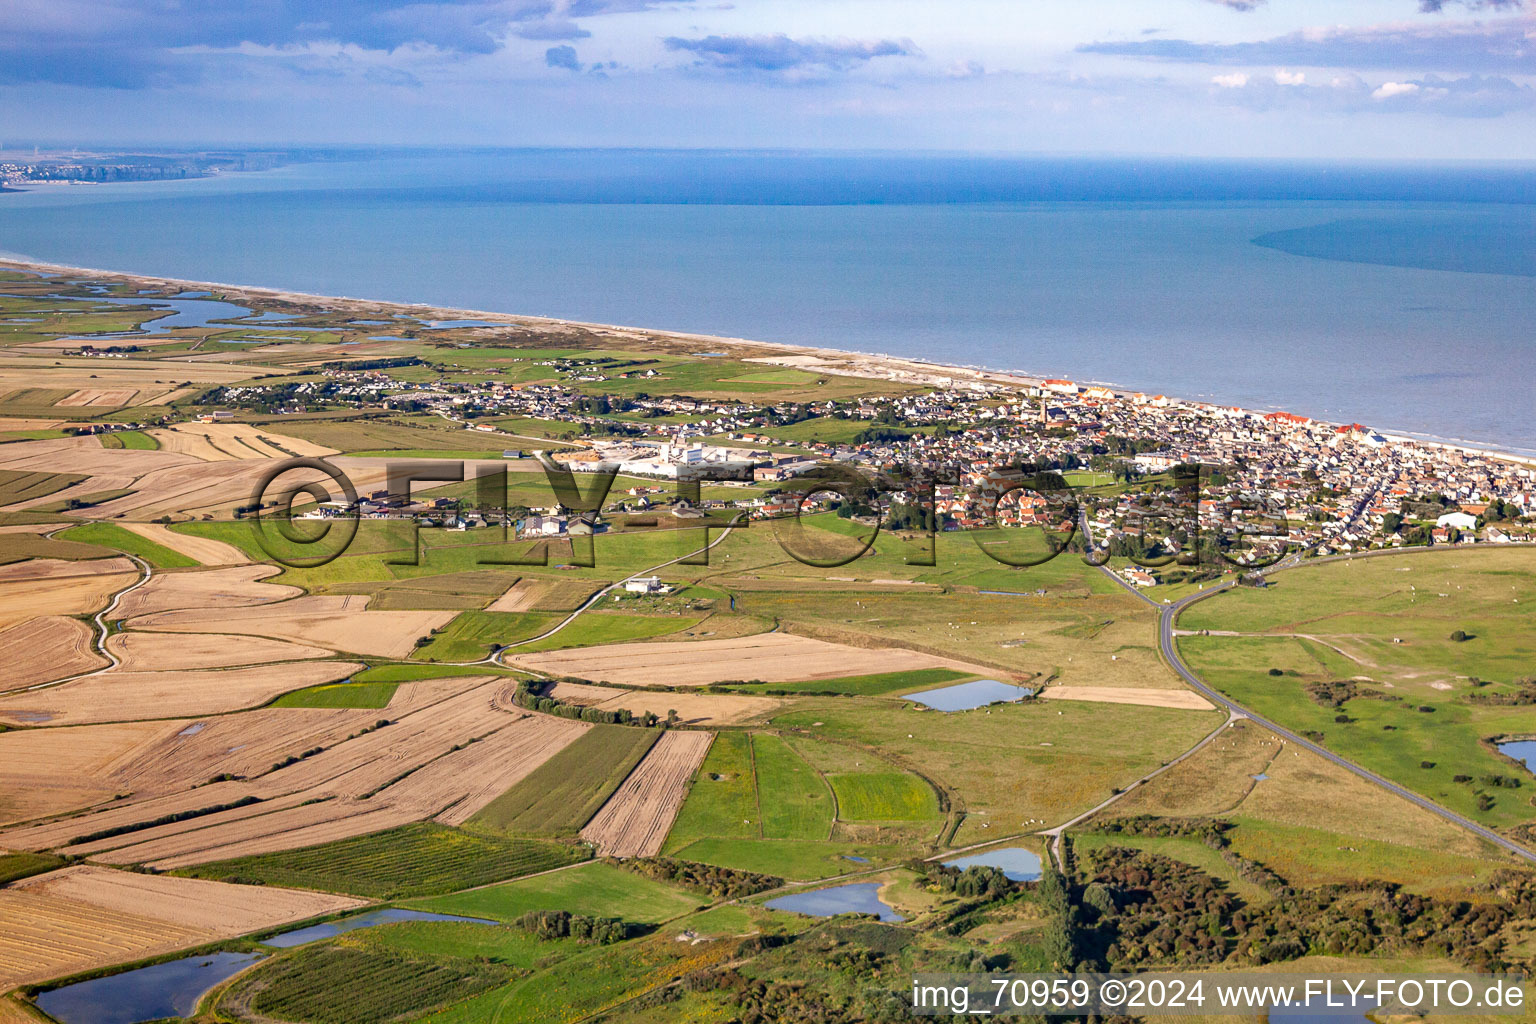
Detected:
left=1436, top=511, right=1478, bottom=531
left=624, top=575, right=671, bottom=595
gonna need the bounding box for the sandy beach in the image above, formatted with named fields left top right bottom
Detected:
left=4, top=254, right=1533, bottom=469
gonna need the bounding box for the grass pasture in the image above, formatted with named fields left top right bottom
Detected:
left=270, top=680, right=400, bottom=708
left=1177, top=547, right=1536, bottom=830
left=177, top=823, right=588, bottom=898
left=773, top=698, right=1223, bottom=847
left=0, top=851, right=64, bottom=885
left=720, top=667, right=971, bottom=697
left=413, top=610, right=562, bottom=661
left=97, top=429, right=160, bottom=450
left=415, top=860, right=701, bottom=925
left=829, top=772, right=939, bottom=821
left=472, top=725, right=660, bottom=835
left=55, top=521, right=198, bottom=568
left=745, top=734, right=832, bottom=841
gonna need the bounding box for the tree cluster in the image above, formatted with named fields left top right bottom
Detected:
left=513, top=909, right=631, bottom=944
left=616, top=856, right=781, bottom=899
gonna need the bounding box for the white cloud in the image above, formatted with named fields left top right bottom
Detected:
left=1274, top=69, right=1305, bottom=85
left=1211, top=72, right=1250, bottom=87
left=1373, top=80, right=1421, bottom=99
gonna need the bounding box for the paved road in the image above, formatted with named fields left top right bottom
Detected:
left=1083, top=527, right=1536, bottom=865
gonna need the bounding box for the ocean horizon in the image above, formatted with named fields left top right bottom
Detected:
left=2, top=150, right=1532, bottom=453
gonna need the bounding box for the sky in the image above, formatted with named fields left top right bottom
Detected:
left=1, top=0, right=1534, bottom=158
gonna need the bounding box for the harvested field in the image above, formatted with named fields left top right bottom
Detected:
left=0, top=615, right=105, bottom=692
left=486, top=578, right=539, bottom=612
left=149, top=423, right=338, bottom=462
left=117, top=522, right=250, bottom=565
left=0, top=660, right=363, bottom=726
left=0, top=556, right=135, bottom=583
left=541, top=681, right=780, bottom=727
left=56, top=387, right=138, bottom=408
left=0, top=436, right=193, bottom=481
left=108, top=564, right=298, bottom=620
left=0, top=720, right=185, bottom=825
left=0, top=567, right=137, bottom=630
left=0, top=679, right=588, bottom=869
left=581, top=730, right=713, bottom=857
left=127, top=596, right=455, bottom=659
left=1037, top=686, right=1213, bottom=711
left=105, top=631, right=333, bottom=671
left=510, top=631, right=985, bottom=688
left=0, top=865, right=364, bottom=990
left=81, top=456, right=395, bottom=521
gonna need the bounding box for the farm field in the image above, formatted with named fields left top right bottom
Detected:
left=0, top=865, right=363, bottom=989
left=719, top=666, right=971, bottom=696
left=270, top=679, right=400, bottom=708
left=415, top=860, right=701, bottom=924
left=56, top=521, right=198, bottom=568
left=542, top=681, right=780, bottom=726
left=664, top=730, right=941, bottom=873
left=0, top=680, right=589, bottom=866
left=223, top=943, right=510, bottom=1024
left=0, top=615, right=104, bottom=691
left=471, top=725, right=659, bottom=835
left=176, top=823, right=589, bottom=899
left=509, top=631, right=987, bottom=687
left=771, top=697, right=1222, bottom=847
left=582, top=730, right=714, bottom=857
left=0, top=558, right=137, bottom=628
left=0, top=660, right=363, bottom=726
left=126, top=595, right=455, bottom=658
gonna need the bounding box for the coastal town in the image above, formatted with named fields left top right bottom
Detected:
left=173, top=347, right=1536, bottom=579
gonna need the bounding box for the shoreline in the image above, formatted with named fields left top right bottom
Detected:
left=4, top=252, right=1534, bottom=468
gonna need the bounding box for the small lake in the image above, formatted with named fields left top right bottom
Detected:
left=36, top=951, right=264, bottom=1024
left=901, top=678, right=1033, bottom=712
left=261, top=908, right=500, bottom=948
left=765, top=883, right=903, bottom=922
left=942, top=847, right=1043, bottom=881
left=71, top=293, right=256, bottom=331
left=1498, top=740, right=1536, bottom=773
left=426, top=318, right=504, bottom=329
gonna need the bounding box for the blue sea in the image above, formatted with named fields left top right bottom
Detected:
left=1, top=150, right=1532, bottom=452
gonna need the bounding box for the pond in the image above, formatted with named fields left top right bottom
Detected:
left=68, top=293, right=256, bottom=331
left=901, top=678, right=1033, bottom=712
left=1498, top=740, right=1536, bottom=773
left=942, top=847, right=1043, bottom=882
left=765, top=883, right=903, bottom=923
left=261, top=908, right=501, bottom=948
left=36, top=951, right=264, bottom=1024
left=426, top=318, right=504, bottom=329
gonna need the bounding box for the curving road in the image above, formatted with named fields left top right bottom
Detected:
left=1085, top=527, right=1536, bottom=865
